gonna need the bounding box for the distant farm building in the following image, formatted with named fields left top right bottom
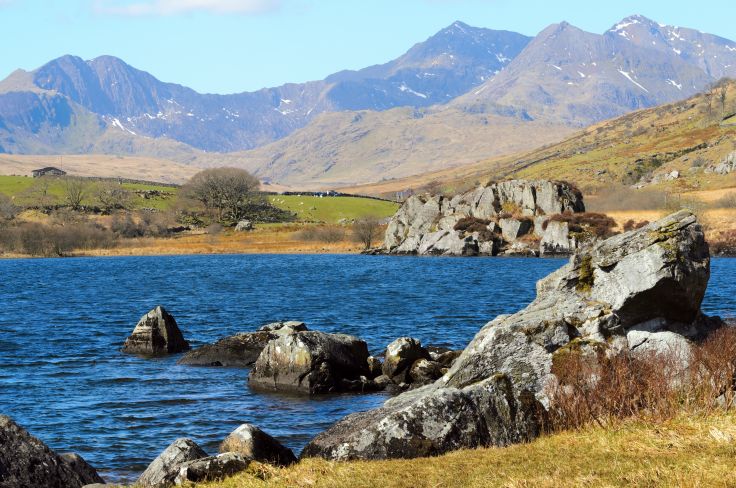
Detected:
left=32, top=167, right=66, bottom=178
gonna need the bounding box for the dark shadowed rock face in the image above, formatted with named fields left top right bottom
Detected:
left=302, top=210, right=715, bottom=461
left=137, top=438, right=208, bottom=488
left=121, top=306, right=190, bottom=356
left=249, top=331, right=370, bottom=394
left=220, top=424, right=297, bottom=466
left=177, top=331, right=275, bottom=367
left=0, top=415, right=104, bottom=488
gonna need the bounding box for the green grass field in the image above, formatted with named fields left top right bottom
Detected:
left=268, top=195, right=399, bottom=223
left=1, top=176, right=399, bottom=220
left=0, top=175, right=175, bottom=210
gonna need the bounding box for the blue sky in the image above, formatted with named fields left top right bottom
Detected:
left=0, top=0, right=734, bottom=94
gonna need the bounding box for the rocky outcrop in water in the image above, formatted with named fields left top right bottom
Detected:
left=178, top=321, right=308, bottom=367
left=220, top=424, right=297, bottom=466
left=303, top=210, right=717, bottom=461
left=248, top=331, right=371, bottom=394
left=0, top=415, right=104, bottom=488
left=383, top=180, right=585, bottom=256
left=122, top=306, right=190, bottom=356
left=137, top=438, right=208, bottom=488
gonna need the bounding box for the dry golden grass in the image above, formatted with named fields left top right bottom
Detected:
left=190, top=414, right=736, bottom=488
left=72, top=225, right=363, bottom=257
left=0, top=154, right=199, bottom=184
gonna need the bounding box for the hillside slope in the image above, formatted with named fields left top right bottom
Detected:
left=341, top=80, right=736, bottom=197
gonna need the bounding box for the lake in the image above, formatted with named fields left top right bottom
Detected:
left=1, top=255, right=734, bottom=482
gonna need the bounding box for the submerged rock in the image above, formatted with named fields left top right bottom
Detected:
left=122, top=306, right=190, bottom=356
left=303, top=210, right=717, bottom=461
left=249, top=331, right=370, bottom=394
left=174, top=453, right=250, bottom=485
left=219, top=424, right=297, bottom=466
left=0, top=415, right=104, bottom=488
left=178, top=331, right=275, bottom=367
left=137, top=438, right=208, bottom=488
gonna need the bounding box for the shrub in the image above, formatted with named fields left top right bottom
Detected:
left=295, top=225, right=345, bottom=243
left=622, top=219, right=650, bottom=232
left=454, top=216, right=492, bottom=233
left=543, top=212, right=617, bottom=238
left=352, top=216, right=381, bottom=249
left=547, top=326, right=736, bottom=431
left=0, top=192, right=19, bottom=221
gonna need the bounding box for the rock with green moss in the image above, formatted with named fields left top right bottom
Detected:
left=248, top=331, right=371, bottom=394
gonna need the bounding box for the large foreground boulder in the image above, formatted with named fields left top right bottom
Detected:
left=137, top=438, right=208, bottom=488
left=0, top=416, right=104, bottom=488
left=303, top=210, right=716, bottom=461
left=220, top=424, right=297, bottom=466
left=122, top=306, right=190, bottom=355
left=249, top=331, right=370, bottom=394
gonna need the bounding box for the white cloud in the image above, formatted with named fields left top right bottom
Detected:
left=96, top=0, right=282, bottom=16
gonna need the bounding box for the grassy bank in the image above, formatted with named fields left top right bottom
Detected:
left=194, top=413, right=736, bottom=488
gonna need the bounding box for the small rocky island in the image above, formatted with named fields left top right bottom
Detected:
left=382, top=179, right=590, bottom=256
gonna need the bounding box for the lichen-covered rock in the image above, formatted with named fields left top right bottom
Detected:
left=234, top=220, right=253, bottom=232
left=137, top=438, right=208, bottom=488
left=178, top=332, right=275, bottom=367
left=122, top=306, right=190, bottom=355
left=0, top=416, right=104, bottom=488
left=219, top=424, right=297, bottom=466
left=248, top=331, right=370, bottom=394
left=382, top=337, right=431, bottom=384
left=303, top=210, right=716, bottom=461
left=444, top=210, right=711, bottom=398
left=301, top=374, right=545, bottom=460
left=174, top=453, right=250, bottom=485
left=384, top=180, right=584, bottom=256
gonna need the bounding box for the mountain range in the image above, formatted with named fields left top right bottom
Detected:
left=0, top=15, right=735, bottom=188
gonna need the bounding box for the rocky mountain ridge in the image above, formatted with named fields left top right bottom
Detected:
left=1, top=16, right=736, bottom=187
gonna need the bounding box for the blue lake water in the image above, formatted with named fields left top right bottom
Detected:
left=0, top=255, right=735, bottom=482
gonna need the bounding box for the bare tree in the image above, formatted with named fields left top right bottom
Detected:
left=182, top=168, right=261, bottom=223
left=62, top=177, right=90, bottom=211
left=719, top=83, right=728, bottom=116
left=353, top=216, right=381, bottom=250
left=0, top=192, right=18, bottom=221
left=96, top=181, right=132, bottom=213
left=24, top=177, right=55, bottom=207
